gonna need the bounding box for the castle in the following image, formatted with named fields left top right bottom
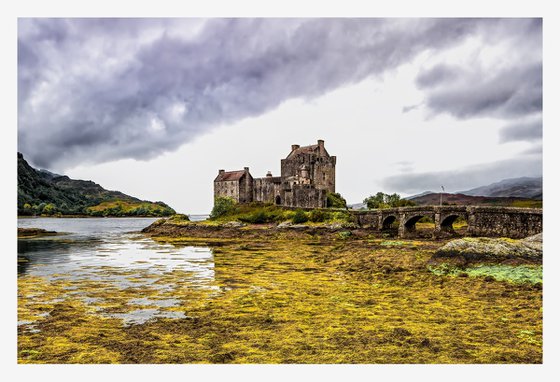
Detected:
left=214, top=140, right=336, bottom=208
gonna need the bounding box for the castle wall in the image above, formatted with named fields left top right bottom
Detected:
left=312, top=155, right=336, bottom=192
left=214, top=180, right=240, bottom=202
left=283, top=185, right=327, bottom=209
left=253, top=177, right=282, bottom=204
left=239, top=173, right=254, bottom=204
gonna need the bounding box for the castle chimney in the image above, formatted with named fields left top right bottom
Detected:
left=266, top=171, right=272, bottom=177
left=244, top=167, right=249, bottom=172
left=317, top=139, right=324, bottom=148
left=219, top=169, right=225, bottom=174
left=291, top=144, right=300, bottom=151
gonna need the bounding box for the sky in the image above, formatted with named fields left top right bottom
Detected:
left=17, top=18, right=543, bottom=214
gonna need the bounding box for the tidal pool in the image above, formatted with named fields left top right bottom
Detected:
left=17, top=218, right=542, bottom=364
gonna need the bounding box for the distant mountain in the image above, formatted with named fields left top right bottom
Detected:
left=348, top=202, right=367, bottom=210
left=409, top=192, right=541, bottom=208
left=459, top=177, right=542, bottom=199
left=404, top=191, right=433, bottom=200
left=18, top=152, right=176, bottom=217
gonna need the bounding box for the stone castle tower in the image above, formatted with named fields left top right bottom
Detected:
left=214, top=140, right=336, bottom=208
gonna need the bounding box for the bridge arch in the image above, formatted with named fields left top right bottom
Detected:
left=400, top=211, right=436, bottom=238
left=436, top=210, right=469, bottom=237
left=440, top=214, right=460, bottom=234
left=381, top=215, right=399, bottom=230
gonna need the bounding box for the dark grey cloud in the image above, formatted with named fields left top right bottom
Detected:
left=415, top=64, right=460, bottom=88
left=382, top=156, right=542, bottom=195
left=18, top=18, right=541, bottom=169
left=499, top=115, right=542, bottom=143
left=419, top=63, right=542, bottom=119
left=415, top=19, right=541, bottom=121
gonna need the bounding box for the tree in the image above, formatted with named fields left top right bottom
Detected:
left=210, top=197, right=237, bottom=219
left=327, top=192, right=347, bottom=208
left=42, top=203, right=57, bottom=215
left=363, top=192, right=415, bottom=209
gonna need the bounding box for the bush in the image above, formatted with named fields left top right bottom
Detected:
left=169, top=214, right=190, bottom=222
left=338, top=231, right=352, bottom=239
left=292, top=209, right=308, bottom=224
left=210, top=197, right=237, bottom=219
left=331, top=211, right=353, bottom=223
left=309, top=209, right=327, bottom=222
left=239, top=210, right=269, bottom=224
left=327, top=192, right=347, bottom=208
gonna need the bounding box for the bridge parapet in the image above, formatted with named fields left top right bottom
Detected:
left=466, top=206, right=542, bottom=238
left=348, top=205, right=542, bottom=239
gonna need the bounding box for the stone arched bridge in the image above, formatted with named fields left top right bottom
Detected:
left=351, top=206, right=542, bottom=239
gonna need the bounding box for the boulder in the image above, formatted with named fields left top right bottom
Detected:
left=431, top=234, right=542, bottom=264
left=277, top=221, right=292, bottom=229
left=223, top=221, right=246, bottom=228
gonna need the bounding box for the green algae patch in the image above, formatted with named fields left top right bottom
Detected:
left=18, top=237, right=542, bottom=364
left=465, top=265, right=542, bottom=284
left=428, top=263, right=542, bottom=284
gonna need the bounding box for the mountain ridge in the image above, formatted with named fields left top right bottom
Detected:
left=459, top=177, right=542, bottom=199
left=17, top=152, right=176, bottom=217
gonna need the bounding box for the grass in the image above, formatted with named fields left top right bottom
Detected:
left=209, top=202, right=354, bottom=225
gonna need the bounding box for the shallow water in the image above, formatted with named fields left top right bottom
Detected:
left=18, top=217, right=214, bottom=325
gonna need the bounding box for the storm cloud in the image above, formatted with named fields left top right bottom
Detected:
left=18, top=18, right=542, bottom=169
left=499, top=115, right=543, bottom=143
left=415, top=19, right=542, bottom=121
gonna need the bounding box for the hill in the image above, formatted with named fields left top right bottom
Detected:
left=17, top=152, right=176, bottom=217
left=409, top=192, right=542, bottom=208
left=459, top=177, right=542, bottom=199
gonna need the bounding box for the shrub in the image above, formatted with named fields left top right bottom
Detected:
left=331, top=211, right=353, bottom=223
left=309, top=209, right=327, bottom=222
left=292, top=209, right=308, bottom=224
left=169, top=214, right=190, bottom=222
left=239, top=210, right=270, bottom=224
left=210, top=197, right=237, bottom=219
left=338, top=231, right=352, bottom=239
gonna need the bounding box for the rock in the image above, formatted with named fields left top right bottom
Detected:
left=325, top=222, right=358, bottom=230
left=276, top=222, right=307, bottom=230
left=277, top=221, right=293, bottom=229
left=521, top=233, right=543, bottom=251
left=432, top=235, right=542, bottom=264
left=290, top=224, right=308, bottom=230
left=223, top=221, right=246, bottom=228
left=17, top=228, right=58, bottom=237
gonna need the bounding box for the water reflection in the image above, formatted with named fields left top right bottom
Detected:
left=18, top=217, right=215, bottom=326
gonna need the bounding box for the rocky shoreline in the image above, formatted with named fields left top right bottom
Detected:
left=17, top=228, right=59, bottom=238
left=142, top=218, right=382, bottom=242
left=142, top=219, right=543, bottom=266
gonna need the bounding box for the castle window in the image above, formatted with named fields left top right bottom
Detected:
left=323, top=173, right=326, bottom=181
